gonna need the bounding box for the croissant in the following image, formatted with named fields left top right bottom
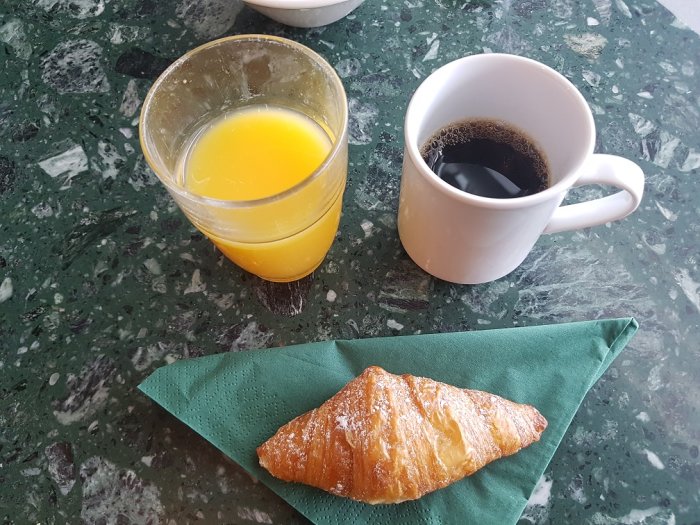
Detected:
left=257, top=366, right=547, bottom=504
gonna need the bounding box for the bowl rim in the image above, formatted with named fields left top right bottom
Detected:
left=244, top=0, right=358, bottom=9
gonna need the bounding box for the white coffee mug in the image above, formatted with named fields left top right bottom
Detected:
left=398, top=53, right=644, bottom=284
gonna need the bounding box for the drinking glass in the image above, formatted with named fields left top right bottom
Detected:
left=140, top=35, right=348, bottom=282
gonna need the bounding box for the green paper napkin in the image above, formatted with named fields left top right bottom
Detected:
left=139, top=318, right=638, bottom=525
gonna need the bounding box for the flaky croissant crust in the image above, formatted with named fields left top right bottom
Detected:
left=257, top=366, right=547, bottom=504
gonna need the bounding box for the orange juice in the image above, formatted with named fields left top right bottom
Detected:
left=185, top=105, right=332, bottom=200
left=183, top=105, right=344, bottom=281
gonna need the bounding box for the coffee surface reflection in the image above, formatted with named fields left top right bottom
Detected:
left=421, top=119, right=549, bottom=199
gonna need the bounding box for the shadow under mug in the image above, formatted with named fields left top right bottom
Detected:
left=398, top=53, right=645, bottom=285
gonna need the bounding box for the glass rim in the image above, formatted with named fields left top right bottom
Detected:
left=139, top=34, right=348, bottom=209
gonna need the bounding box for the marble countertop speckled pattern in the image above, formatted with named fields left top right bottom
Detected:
left=1, top=0, right=699, bottom=523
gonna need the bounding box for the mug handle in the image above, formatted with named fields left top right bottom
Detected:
left=543, top=154, right=645, bottom=234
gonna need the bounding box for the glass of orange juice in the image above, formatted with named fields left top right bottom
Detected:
left=139, top=35, right=348, bottom=282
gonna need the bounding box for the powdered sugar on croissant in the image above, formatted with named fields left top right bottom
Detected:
left=257, top=366, right=547, bottom=504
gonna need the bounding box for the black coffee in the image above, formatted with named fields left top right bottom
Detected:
left=420, top=119, right=549, bottom=199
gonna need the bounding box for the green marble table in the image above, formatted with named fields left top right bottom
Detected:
left=1, top=0, right=698, bottom=523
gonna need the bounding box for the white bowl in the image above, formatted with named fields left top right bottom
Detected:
left=244, top=0, right=365, bottom=28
